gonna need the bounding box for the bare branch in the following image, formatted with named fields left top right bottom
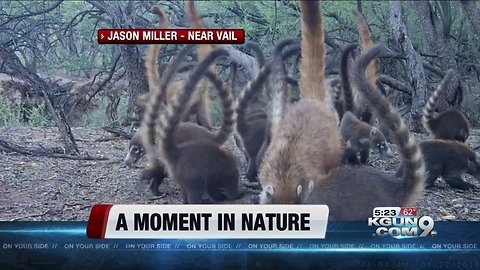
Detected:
left=0, top=138, right=108, bottom=161
left=0, top=0, right=63, bottom=27
left=227, top=2, right=269, bottom=26
left=379, top=74, right=411, bottom=94
left=84, top=53, right=122, bottom=108
left=63, top=8, right=101, bottom=35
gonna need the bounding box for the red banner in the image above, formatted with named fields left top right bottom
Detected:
left=98, top=29, right=245, bottom=44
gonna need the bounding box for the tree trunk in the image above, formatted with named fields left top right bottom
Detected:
left=221, top=44, right=260, bottom=78
left=356, top=0, right=363, bottom=14
left=88, top=1, right=149, bottom=127
left=0, top=47, right=79, bottom=154
left=106, top=96, right=121, bottom=126
left=460, top=0, right=480, bottom=36
left=121, top=44, right=149, bottom=127
left=389, top=1, right=428, bottom=132
left=414, top=1, right=461, bottom=109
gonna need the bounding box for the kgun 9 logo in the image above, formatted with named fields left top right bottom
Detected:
left=368, top=207, right=436, bottom=237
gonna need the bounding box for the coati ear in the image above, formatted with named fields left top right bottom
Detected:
left=385, top=144, right=394, bottom=158
left=296, top=184, right=303, bottom=197
left=308, top=180, right=315, bottom=190
left=346, top=140, right=353, bottom=148
left=265, top=185, right=274, bottom=198
left=297, top=181, right=315, bottom=201
left=302, top=181, right=316, bottom=202
left=259, top=185, right=275, bottom=204
left=298, top=182, right=315, bottom=196
left=370, top=128, right=378, bottom=139
left=307, top=181, right=315, bottom=197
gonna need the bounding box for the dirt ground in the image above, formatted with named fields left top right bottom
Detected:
left=0, top=126, right=479, bottom=221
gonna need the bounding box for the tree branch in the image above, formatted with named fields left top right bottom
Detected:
left=0, top=138, right=108, bottom=161
left=84, top=53, right=122, bottom=108
left=227, top=2, right=269, bottom=26
left=0, top=0, right=63, bottom=27
left=379, top=74, right=411, bottom=94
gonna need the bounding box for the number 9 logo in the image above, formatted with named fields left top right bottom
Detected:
left=418, top=216, right=434, bottom=237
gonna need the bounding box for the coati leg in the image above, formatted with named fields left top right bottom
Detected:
left=246, top=159, right=258, bottom=183
left=255, top=125, right=271, bottom=172
left=443, top=173, right=475, bottom=190
left=425, top=172, right=440, bottom=189
left=150, top=178, right=162, bottom=196
left=342, top=144, right=361, bottom=165
left=234, top=134, right=247, bottom=158
left=181, top=189, right=188, bottom=204
left=359, top=148, right=370, bottom=165
left=179, top=182, right=213, bottom=204
left=180, top=176, right=205, bottom=204
left=141, top=164, right=169, bottom=196
left=129, top=123, right=136, bottom=133
left=395, top=164, right=403, bottom=178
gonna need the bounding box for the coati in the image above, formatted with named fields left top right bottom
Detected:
left=183, top=0, right=215, bottom=128
left=396, top=140, right=480, bottom=190
left=339, top=111, right=393, bottom=164
left=245, top=39, right=301, bottom=103
left=129, top=6, right=238, bottom=197
left=328, top=77, right=344, bottom=121
left=352, top=10, right=377, bottom=125
left=135, top=80, right=207, bottom=125
left=422, top=69, right=470, bottom=142
left=244, top=39, right=300, bottom=101
left=256, top=38, right=302, bottom=174
left=135, top=0, right=215, bottom=130
left=141, top=47, right=241, bottom=203
left=340, top=11, right=378, bottom=125
left=304, top=44, right=426, bottom=221
left=132, top=6, right=169, bottom=125
left=125, top=121, right=223, bottom=168
left=258, top=0, right=344, bottom=204
left=125, top=7, right=232, bottom=196
left=339, top=43, right=393, bottom=164
left=235, top=69, right=270, bottom=182
left=139, top=70, right=237, bottom=196
left=340, top=43, right=357, bottom=114
left=236, top=39, right=298, bottom=183
left=354, top=10, right=378, bottom=92
left=232, top=41, right=267, bottom=180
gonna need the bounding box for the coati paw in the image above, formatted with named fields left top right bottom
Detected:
left=448, top=182, right=475, bottom=190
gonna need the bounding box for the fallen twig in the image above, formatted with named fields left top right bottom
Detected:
left=0, top=138, right=108, bottom=161
left=10, top=209, right=51, bottom=221
left=96, top=136, right=121, bottom=142
left=102, top=126, right=133, bottom=140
